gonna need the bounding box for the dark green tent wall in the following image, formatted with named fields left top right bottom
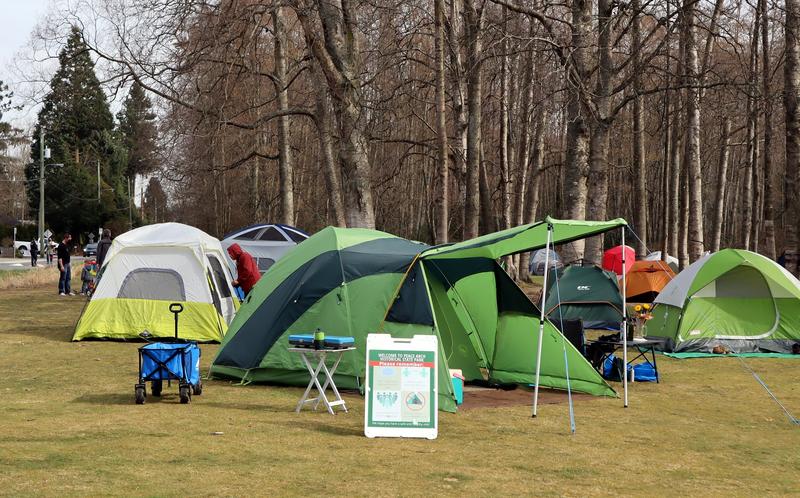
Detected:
left=211, top=219, right=626, bottom=411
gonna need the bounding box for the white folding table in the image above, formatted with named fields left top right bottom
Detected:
left=289, top=347, right=355, bottom=415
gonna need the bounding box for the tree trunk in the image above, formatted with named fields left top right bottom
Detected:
left=711, top=117, right=731, bottom=252
left=447, top=0, right=469, bottom=236
left=294, top=0, right=375, bottom=228
left=679, top=160, right=689, bottom=269
left=434, top=0, right=449, bottom=243
left=519, top=109, right=545, bottom=282
left=759, top=0, right=776, bottom=259
left=785, top=0, right=800, bottom=274
left=584, top=0, right=613, bottom=266
left=562, top=0, right=592, bottom=263
left=463, top=0, right=483, bottom=240
left=683, top=0, right=704, bottom=261
left=273, top=8, right=294, bottom=226
left=478, top=150, right=495, bottom=234
left=313, top=66, right=347, bottom=227
left=500, top=7, right=511, bottom=232
left=632, top=0, right=647, bottom=257
left=743, top=14, right=759, bottom=249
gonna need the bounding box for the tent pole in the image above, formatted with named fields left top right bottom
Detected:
left=532, top=222, right=553, bottom=417
left=622, top=227, right=629, bottom=408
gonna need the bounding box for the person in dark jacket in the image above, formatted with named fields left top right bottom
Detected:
left=57, top=233, right=73, bottom=296
left=30, top=239, right=38, bottom=267
left=96, top=229, right=112, bottom=268
left=227, top=243, right=261, bottom=296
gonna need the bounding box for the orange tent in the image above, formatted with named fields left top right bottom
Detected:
left=624, top=261, right=676, bottom=302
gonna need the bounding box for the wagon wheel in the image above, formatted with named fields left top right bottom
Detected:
left=179, top=385, right=191, bottom=404
left=192, top=379, right=203, bottom=396
left=151, top=380, right=162, bottom=397
left=135, top=386, right=146, bottom=405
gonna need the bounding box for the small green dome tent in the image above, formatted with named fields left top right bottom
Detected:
left=543, top=265, right=624, bottom=329
left=645, top=249, right=800, bottom=353
left=211, top=219, right=627, bottom=412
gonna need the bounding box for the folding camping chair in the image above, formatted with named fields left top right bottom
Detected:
left=552, top=319, right=587, bottom=357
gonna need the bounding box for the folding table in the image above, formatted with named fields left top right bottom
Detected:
left=289, top=347, right=355, bottom=415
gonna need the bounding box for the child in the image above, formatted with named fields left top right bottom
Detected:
left=81, top=259, right=98, bottom=295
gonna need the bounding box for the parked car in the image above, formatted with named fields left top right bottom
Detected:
left=83, top=243, right=98, bottom=257
left=12, top=240, right=57, bottom=258
left=13, top=241, right=30, bottom=257
left=220, top=224, right=309, bottom=273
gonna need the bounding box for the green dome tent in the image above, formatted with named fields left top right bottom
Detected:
left=211, top=219, right=627, bottom=412
left=645, top=249, right=800, bottom=353
left=543, top=265, right=624, bottom=329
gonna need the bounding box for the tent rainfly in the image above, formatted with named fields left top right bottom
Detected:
left=73, top=223, right=238, bottom=342
left=602, top=245, right=635, bottom=276
left=211, top=218, right=628, bottom=412
left=645, top=249, right=800, bottom=353
left=624, top=260, right=676, bottom=303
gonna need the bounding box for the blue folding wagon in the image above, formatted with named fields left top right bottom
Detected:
left=134, top=303, right=203, bottom=404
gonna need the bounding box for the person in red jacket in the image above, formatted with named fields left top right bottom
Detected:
left=227, top=243, right=261, bottom=296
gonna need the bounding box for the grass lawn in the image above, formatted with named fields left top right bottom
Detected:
left=1, top=286, right=799, bottom=496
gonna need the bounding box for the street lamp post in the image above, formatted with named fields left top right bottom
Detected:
left=38, top=129, right=50, bottom=253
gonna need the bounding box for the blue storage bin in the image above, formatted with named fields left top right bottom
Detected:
left=451, top=375, right=464, bottom=405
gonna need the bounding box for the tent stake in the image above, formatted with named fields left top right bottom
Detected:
left=532, top=223, right=553, bottom=417
left=622, top=227, right=629, bottom=408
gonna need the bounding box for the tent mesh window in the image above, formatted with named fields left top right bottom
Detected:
left=118, top=268, right=186, bottom=301
left=256, top=258, right=275, bottom=272
left=235, top=228, right=261, bottom=240
left=258, top=227, right=286, bottom=241
left=207, top=255, right=232, bottom=298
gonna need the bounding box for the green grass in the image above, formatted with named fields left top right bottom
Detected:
left=1, top=287, right=799, bottom=496
left=0, top=269, right=25, bottom=282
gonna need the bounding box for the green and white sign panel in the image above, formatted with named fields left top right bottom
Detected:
left=364, top=334, right=438, bottom=439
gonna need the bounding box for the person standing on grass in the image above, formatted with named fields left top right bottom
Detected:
left=57, top=233, right=74, bottom=296
left=227, top=243, right=261, bottom=297
left=96, top=229, right=112, bottom=268
left=30, top=238, right=38, bottom=267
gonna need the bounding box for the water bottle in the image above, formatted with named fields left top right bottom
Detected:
left=314, top=328, right=325, bottom=350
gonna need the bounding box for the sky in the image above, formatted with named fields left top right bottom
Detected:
left=0, top=0, right=51, bottom=128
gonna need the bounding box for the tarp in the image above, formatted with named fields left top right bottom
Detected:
left=662, top=352, right=800, bottom=359
left=422, top=217, right=627, bottom=260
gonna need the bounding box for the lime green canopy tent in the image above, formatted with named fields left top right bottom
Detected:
left=211, top=218, right=626, bottom=412
left=645, top=249, right=800, bottom=353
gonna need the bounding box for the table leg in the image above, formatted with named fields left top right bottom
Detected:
left=309, top=356, right=334, bottom=415
left=649, top=346, right=659, bottom=383
left=317, top=352, right=348, bottom=413
left=295, top=352, right=326, bottom=413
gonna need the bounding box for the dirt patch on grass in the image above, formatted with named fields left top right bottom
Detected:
left=460, top=386, right=593, bottom=410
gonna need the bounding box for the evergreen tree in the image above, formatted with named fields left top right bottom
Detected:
left=142, top=176, right=168, bottom=223
left=0, top=81, right=23, bottom=171
left=117, top=82, right=158, bottom=178
left=25, top=27, right=128, bottom=238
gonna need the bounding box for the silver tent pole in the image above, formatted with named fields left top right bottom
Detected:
left=622, top=227, right=629, bottom=408
left=532, top=223, right=553, bottom=417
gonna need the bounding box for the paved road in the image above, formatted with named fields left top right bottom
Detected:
left=0, top=256, right=87, bottom=271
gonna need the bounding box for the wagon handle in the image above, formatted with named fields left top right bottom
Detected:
left=169, top=303, right=184, bottom=338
